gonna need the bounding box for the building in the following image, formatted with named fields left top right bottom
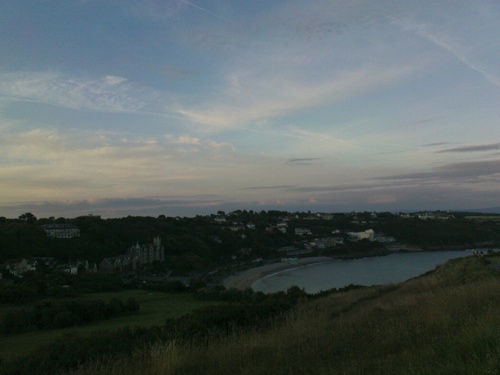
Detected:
left=295, top=228, right=312, bottom=236
left=348, top=229, right=375, bottom=241
left=41, top=224, right=80, bottom=238
left=100, top=236, right=165, bottom=273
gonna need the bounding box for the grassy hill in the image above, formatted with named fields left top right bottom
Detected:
left=67, top=255, right=500, bottom=375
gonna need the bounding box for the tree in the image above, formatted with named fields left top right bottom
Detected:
left=19, top=212, right=37, bottom=224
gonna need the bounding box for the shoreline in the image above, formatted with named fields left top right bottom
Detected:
left=221, top=247, right=489, bottom=291
left=223, top=257, right=333, bottom=290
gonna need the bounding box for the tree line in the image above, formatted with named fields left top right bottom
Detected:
left=0, top=296, right=140, bottom=334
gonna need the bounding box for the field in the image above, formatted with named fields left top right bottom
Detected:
left=465, top=215, right=500, bottom=223
left=0, top=290, right=215, bottom=361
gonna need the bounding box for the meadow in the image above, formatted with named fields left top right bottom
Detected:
left=465, top=215, right=500, bottom=223
left=68, top=255, right=500, bottom=375
left=0, top=290, right=214, bottom=361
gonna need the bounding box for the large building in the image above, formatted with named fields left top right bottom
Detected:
left=41, top=224, right=80, bottom=238
left=100, top=236, right=165, bottom=272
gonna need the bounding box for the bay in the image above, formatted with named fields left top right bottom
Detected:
left=252, top=250, right=474, bottom=293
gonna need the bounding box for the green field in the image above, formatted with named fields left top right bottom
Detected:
left=0, top=290, right=215, bottom=361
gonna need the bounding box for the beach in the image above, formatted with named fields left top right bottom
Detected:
left=223, top=257, right=333, bottom=290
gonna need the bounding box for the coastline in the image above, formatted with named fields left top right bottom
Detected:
left=221, top=246, right=486, bottom=291
left=223, top=257, right=333, bottom=290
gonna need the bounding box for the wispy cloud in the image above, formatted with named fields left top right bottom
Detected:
left=179, top=0, right=223, bottom=19
left=287, top=158, right=321, bottom=164
left=422, top=142, right=450, bottom=147
left=242, top=185, right=296, bottom=191
left=374, top=160, right=500, bottom=183
left=391, top=15, right=500, bottom=87
left=437, top=143, right=500, bottom=153
left=0, top=71, right=175, bottom=115
left=171, top=135, right=235, bottom=152
left=178, top=63, right=423, bottom=129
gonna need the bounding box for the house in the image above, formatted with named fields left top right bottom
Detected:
left=277, top=246, right=313, bottom=256
left=229, top=222, right=245, bottom=231
left=239, top=248, right=253, bottom=256
left=41, top=224, right=80, bottom=238
left=276, top=223, right=288, bottom=233
left=100, top=258, right=116, bottom=273
left=295, top=228, right=312, bottom=236
left=64, top=260, right=97, bottom=275
left=5, top=258, right=37, bottom=276
left=313, top=237, right=339, bottom=249
left=348, top=229, right=375, bottom=241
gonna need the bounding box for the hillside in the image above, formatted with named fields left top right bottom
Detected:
left=66, top=255, right=500, bottom=375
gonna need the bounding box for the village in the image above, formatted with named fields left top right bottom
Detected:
left=1, top=209, right=482, bottom=285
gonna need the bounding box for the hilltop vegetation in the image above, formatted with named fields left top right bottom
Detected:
left=65, top=255, right=500, bottom=375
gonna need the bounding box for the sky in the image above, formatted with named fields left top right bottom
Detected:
left=1, top=0, right=499, bottom=218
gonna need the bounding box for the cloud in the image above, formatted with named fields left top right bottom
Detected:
left=179, top=0, right=223, bottom=19
left=391, top=10, right=500, bottom=87
left=437, top=143, right=500, bottom=153
left=178, top=63, right=422, bottom=129
left=286, top=158, right=321, bottom=164
left=0, top=126, right=239, bottom=205
left=0, top=71, right=174, bottom=115
left=422, top=142, right=450, bottom=147
left=172, top=135, right=235, bottom=151
left=374, top=160, right=500, bottom=183
left=242, top=185, right=296, bottom=191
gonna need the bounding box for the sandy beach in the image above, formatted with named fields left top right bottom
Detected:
left=223, top=256, right=333, bottom=290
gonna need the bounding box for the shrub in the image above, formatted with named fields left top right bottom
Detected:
left=53, top=311, right=80, bottom=328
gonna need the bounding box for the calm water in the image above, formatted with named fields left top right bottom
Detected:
left=252, top=250, right=474, bottom=293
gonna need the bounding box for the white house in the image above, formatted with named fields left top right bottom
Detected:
left=348, top=229, right=375, bottom=241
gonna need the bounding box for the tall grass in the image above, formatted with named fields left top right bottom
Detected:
left=69, top=256, right=500, bottom=374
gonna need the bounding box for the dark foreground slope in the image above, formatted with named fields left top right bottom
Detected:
left=68, top=255, right=500, bottom=375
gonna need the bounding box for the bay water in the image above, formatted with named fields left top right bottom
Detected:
left=252, top=250, right=474, bottom=293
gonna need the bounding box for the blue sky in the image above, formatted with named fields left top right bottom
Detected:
left=1, top=0, right=499, bottom=218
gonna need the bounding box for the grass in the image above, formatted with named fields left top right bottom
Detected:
left=68, top=256, right=500, bottom=375
left=0, top=290, right=215, bottom=361
left=486, top=253, right=500, bottom=264
left=465, top=215, right=500, bottom=223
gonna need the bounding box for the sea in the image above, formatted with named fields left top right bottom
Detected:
left=251, top=249, right=488, bottom=293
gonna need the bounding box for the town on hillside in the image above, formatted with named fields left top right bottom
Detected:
left=1, top=210, right=499, bottom=287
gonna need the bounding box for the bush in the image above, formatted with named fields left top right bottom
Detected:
left=53, top=311, right=80, bottom=328
left=125, top=297, right=140, bottom=312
